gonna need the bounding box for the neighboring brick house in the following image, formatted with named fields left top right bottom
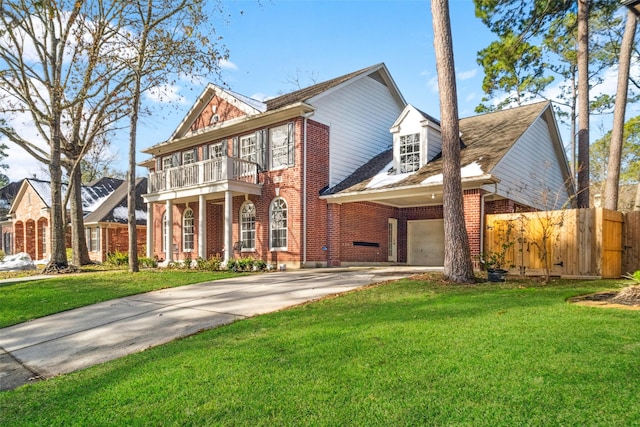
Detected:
left=0, top=180, right=23, bottom=255
left=7, top=177, right=147, bottom=262
left=140, top=64, right=573, bottom=269
left=83, top=177, right=148, bottom=262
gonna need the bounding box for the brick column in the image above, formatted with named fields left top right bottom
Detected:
left=198, top=194, right=207, bottom=258
left=463, top=189, right=482, bottom=269
left=165, top=200, right=173, bottom=263
left=224, top=191, right=232, bottom=262
left=326, top=203, right=341, bottom=267
left=146, top=202, right=154, bottom=259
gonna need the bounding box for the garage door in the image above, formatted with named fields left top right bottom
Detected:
left=407, top=219, right=445, bottom=266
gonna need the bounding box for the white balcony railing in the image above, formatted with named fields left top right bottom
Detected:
left=148, top=157, right=258, bottom=194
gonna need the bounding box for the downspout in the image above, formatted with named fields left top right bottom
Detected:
left=302, top=111, right=314, bottom=267
left=479, top=182, right=498, bottom=265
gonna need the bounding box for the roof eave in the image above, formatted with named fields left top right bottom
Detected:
left=320, top=174, right=499, bottom=204
left=142, top=102, right=315, bottom=157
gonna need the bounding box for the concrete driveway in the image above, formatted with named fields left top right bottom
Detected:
left=0, top=267, right=436, bottom=391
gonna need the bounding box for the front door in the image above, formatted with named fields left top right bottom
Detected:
left=388, top=218, right=398, bottom=262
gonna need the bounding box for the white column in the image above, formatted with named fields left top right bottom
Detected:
left=165, top=199, right=173, bottom=263
left=198, top=194, right=206, bottom=258
left=224, top=190, right=232, bottom=262
left=146, top=202, right=154, bottom=258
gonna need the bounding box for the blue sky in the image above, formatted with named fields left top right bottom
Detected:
left=3, top=0, right=628, bottom=181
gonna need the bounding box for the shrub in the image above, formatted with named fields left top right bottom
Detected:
left=106, top=251, right=128, bottom=266
left=0, top=250, right=4, bottom=262
left=183, top=253, right=193, bottom=269
left=138, top=256, right=157, bottom=268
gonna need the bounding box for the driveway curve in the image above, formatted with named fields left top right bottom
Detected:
left=0, top=267, right=437, bottom=391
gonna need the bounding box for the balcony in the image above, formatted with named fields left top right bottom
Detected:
left=147, top=157, right=260, bottom=197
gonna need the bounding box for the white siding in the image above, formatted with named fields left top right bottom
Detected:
left=492, top=117, right=571, bottom=210
left=311, top=75, right=403, bottom=187
left=426, top=126, right=442, bottom=162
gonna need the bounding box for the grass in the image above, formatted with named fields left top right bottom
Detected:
left=0, top=270, right=240, bottom=327
left=1, top=276, right=639, bottom=425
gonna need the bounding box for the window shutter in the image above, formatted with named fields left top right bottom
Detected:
left=257, top=129, right=267, bottom=170
left=202, top=144, right=209, bottom=160
left=222, top=139, right=228, bottom=156
left=156, top=158, right=161, bottom=171
left=232, top=137, right=238, bottom=157
left=193, top=147, right=198, bottom=162
left=287, top=122, right=295, bottom=166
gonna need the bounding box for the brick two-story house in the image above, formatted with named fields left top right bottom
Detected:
left=7, top=177, right=148, bottom=263
left=141, top=63, right=573, bottom=269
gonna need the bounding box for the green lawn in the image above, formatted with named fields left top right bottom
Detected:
left=1, top=276, right=639, bottom=426
left=0, top=270, right=239, bottom=327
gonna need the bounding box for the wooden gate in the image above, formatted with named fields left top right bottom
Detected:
left=484, top=208, right=624, bottom=278
left=623, top=211, right=640, bottom=275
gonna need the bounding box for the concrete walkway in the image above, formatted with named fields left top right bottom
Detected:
left=0, top=267, right=437, bottom=391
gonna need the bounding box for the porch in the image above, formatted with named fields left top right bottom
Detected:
left=143, top=156, right=263, bottom=264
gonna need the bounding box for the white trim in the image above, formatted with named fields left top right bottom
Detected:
left=239, top=200, right=256, bottom=251
left=269, top=197, right=288, bottom=251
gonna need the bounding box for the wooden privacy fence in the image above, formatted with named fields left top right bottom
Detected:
left=484, top=208, right=639, bottom=279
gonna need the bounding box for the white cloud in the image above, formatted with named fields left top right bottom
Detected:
left=427, top=75, right=439, bottom=93
left=145, top=84, right=188, bottom=104
left=219, top=59, right=238, bottom=70
left=250, top=92, right=274, bottom=102
left=458, top=68, right=477, bottom=80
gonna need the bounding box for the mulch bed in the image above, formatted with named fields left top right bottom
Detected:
left=569, top=285, right=640, bottom=310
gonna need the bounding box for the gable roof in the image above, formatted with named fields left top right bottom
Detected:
left=84, top=178, right=147, bottom=225
left=142, top=63, right=406, bottom=157
left=9, top=177, right=124, bottom=217
left=265, top=63, right=405, bottom=110
left=321, top=101, right=557, bottom=203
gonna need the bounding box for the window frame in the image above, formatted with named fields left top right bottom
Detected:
left=399, top=133, right=421, bottom=173
left=208, top=142, right=224, bottom=159
left=182, top=208, right=194, bottom=252
left=239, top=134, right=257, bottom=163
left=269, top=123, right=294, bottom=170
left=86, top=227, right=100, bottom=252
left=239, top=201, right=256, bottom=251
left=269, top=197, right=288, bottom=251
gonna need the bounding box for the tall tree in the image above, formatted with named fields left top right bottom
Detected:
left=0, top=140, right=9, bottom=187
left=0, top=0, right=135, bottom=269
left=603, top=9, right=637, bottom=210
left=431, top=0, right=475, bottom=283
left=576, top=0, right=590, bottom=208
left=0, top=0, right=85, bottom=271
left=116, top=0, right=227, bottom=272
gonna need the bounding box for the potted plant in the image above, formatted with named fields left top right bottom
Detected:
left=481, top=234, right=516, bottom=282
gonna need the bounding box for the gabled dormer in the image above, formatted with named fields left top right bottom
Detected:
left=389, top=105, right=441, bottom=174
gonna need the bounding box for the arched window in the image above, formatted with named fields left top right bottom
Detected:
left=161, top=212, right=168, bottom=253
left=183, top=208, right=194, bottom=252
left=240, top=201, right=256, bottom=251
left=270, top=198, right=287, bottom=250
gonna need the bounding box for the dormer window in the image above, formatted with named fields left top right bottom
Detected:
left=399, top=133, right=420, bottom=173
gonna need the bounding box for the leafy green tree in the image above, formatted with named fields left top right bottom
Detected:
left=591, top=116, right=640, bottom=190
left=473, top=0, right=628, bottom=208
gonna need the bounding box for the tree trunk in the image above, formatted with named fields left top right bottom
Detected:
left=576, top=0, right=590, bottom=208
left=43, top=23, right=67, bottom=274
left=603, top=10, right=637, bottom=211
left=431, top=0, right=475, bottom=284
left=69, top=165, right=92, bottom=265
left=635, top=178, right=640, bottom=211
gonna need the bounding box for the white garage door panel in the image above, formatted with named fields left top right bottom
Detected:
left=407, top=219, right=445, bottom=266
